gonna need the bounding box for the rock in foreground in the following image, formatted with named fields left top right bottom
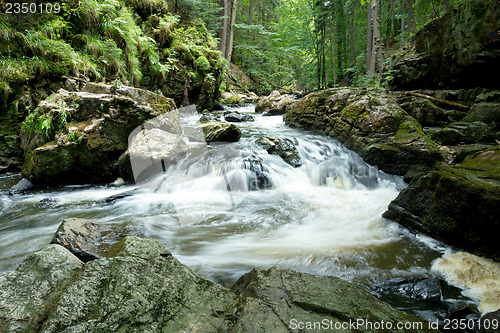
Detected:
left=232, top=267, right=435, bottom=332
left=0, top=236, right=437, bottom=332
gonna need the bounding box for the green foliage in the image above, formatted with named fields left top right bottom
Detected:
left=21, top=103, right=71, bottom=140
left=195, top=55, right=211, bottom=72
left=67, top=131, right=85, bottom=144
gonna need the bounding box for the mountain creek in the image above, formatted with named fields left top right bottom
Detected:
left=0, top=104, right=487, bottom=325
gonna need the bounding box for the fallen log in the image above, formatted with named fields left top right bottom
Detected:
left=405, top=91, right=471, bottom=111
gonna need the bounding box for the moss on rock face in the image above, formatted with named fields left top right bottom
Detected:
left=383, top=147, right=500, bottom=260
left=21, top=84, right=178, bottom=185
left=199, top=121, right=241, bottom=142
left=285, top=88, right=443, bottom=177
left=0, top=235, right=438, bottom=332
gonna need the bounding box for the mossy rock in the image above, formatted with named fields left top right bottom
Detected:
left=255, top=135, right=302, bottom=167
left=0, top=235, right=438, bottom=332
left=21, top=87, right=179, bottom=186
left=384, top=147, right=500, bottom=260
left=463, top=102, right=500, bottom=126
left=286, top=88, right=443, bottom=177
left=199, top=121, right=241, bottom=142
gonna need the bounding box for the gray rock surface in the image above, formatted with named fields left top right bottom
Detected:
left=21, top=84, right=178, bottom=186
left=0, top=236, right=438, bottom=332
left=255, top=91, right=295, bottom=114
left=199, top=121, right=241, bottom=142
left=255, top=135, right=302, bottom=167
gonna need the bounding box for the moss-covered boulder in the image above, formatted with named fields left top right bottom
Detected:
left=390, top=0, right=500, bottom=90
left=285, top=87, right=443, bottom=177
left=199, top=121, right=241, bottom=142
left=21, top=84, right=178, bottom=185
left=396, top=95, right=448, bottom=126
left=0, top=245, right=84, bottom=332
left=232, top=267, right=436, bottom=333
left=463, top=102, right=500, bottom=124
left=255, top=135, right=302, bottom=167
left=383, top=147, right=500, bottom=260
left=0, top=235, right=438, bottom=332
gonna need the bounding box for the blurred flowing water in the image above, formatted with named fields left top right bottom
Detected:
left=0, top=105, right=451, bottom=318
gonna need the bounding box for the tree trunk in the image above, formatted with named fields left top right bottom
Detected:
left=386, top=0, right=393, bottom=48
left=225, top=0, right=238, bottom=65
left=349, top=1, right=355, bottom=66
left=407, top=0, right=416, bottom=33
left=248, top=0, right=253, bottom=25
left=219, top=0, right=229, bottom=55
left=366, top=1, right=373, bottom=73
left=371, top=0, right=382, bottom=75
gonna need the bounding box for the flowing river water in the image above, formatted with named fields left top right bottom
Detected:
left=0, top=104, right=460, bottom=321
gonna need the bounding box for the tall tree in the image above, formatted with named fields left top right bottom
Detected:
left=226, top=0, right=238, bottom=65
left=219, top=0, right=229, bottom=55
left=408, top=0, right=416, bottom=33
left=371, top=0, right=383, bottom=75
left=366, top=1, right=373, bottom=73
left=349, top=1, right=355, bottom=66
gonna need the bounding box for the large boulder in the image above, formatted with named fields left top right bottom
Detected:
left=396, top=95, right=448, bottom=126
left=463, top=102, right=500, bottom=124
left=255, top=91, right=295, bottom=115
left=285, top=87, right=443, bottom=178
left=126, top=127, right=189, bottom=184
left=383, top=147, right=500, bottom=260
left=21, top=84, right=178, bottom=186
left=390, top=0, right=500, bottom=90
left=232, top=267, right=436, bottom=332
left=0, top=245, right=84, bottom=332
left=255, top=135, right=302, bottom=167
left=0, top=236, right=438, bottom=332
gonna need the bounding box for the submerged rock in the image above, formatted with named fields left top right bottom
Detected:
left=383, top=147, right=500, bottom=260
left=371, top=278, right=442, bottom=302
left=224, top=112, right=255, bottom=122
left=255, top=135, right=302, bottom=167
left=255, top=91, right=295, bottom=114
left=8, top=178, right=34, bottom=195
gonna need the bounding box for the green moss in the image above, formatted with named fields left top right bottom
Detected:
left=453, top=147, right=500, bottom=184
left=340, top=100, right=365, bottom=125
